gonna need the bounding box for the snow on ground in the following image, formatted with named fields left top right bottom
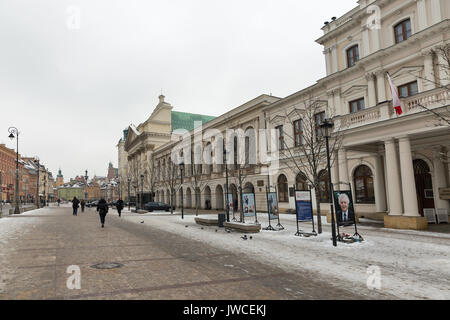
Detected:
left=121, top=210, right=450, bottom=300
left=0, top=209, right=44, bottom=293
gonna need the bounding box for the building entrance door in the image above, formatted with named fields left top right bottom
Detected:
left=413, top=159, right=435, bottom=216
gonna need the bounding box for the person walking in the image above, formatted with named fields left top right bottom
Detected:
left=57, top=198, right=61, bottom=207
left=116, top=198, right=124, bottom=217
left=80, top=199, right=86, bottom=213
left=72, top=197, right=80, bottom=216
left=97, top=198, right=108, bottom=228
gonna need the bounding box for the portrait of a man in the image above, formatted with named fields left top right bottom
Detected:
left=334, top=192, right=355, bottom=226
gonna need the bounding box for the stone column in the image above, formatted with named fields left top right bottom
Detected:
left=333, top=89, right=343, bottom=115
left=416, top=0, right=428, bottom=31
left=366, top=73, right=376, bottom=107
left=432, top=148, right=450, bottom=210
left=374, top=153, right=387, bottom=212
left=327, top=91, right=335, bottom=115
left=398, top=136, right=420, bottom=216
left=430, top=0, right=442, bottom=25
left=324, top=49, right=331, bottom=76
left=384, top=139, right=403, bottom=215
left=423, top=51, right=436, bottom=91
left=331, top=45, right=338, bottom=74
left=331, top=161, right=340, bottom=191
left=437, top=51, right=450, bottom=87
left=362, top=26, right=370, bottom=57
left=371, top=28, right=381, bottom=52
left=338, top=148, right=349, bottom=187
left=376, top=70, right=387, bottom=103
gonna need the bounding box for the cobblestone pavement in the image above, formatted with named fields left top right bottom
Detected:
left=0, top=206, right=395, bottom=300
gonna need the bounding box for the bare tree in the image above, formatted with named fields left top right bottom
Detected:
left=144, top=154, right=158, bottom=202
left=409, top=44, right=450, bottom=126
left=162, top=157, right=181, bottom=214
left=189, top=160, right=207, bottom=216
left=279, top=96, right=342, bottom=234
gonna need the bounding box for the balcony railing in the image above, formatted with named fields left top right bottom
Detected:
left=338, top=87, right=449, bottom=130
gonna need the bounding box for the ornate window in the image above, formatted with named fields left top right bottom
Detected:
left=276, top=125, right=284, bottom=150
left=354, top=165, right=375, bottom=204
left=349, top=98, right=365, bottom=113
left=394, top=19, right=412, bottom=44
left=278, top=174, right=288, bottom=203
left=314, top=112, right=326, bottom=139
left=296, top=172, right=308, bottom=191
left=346, top=45, right=359, bottom=67
left=398, top=81, right=418, bottom=98
left=293, top=119, right=304, bottom=147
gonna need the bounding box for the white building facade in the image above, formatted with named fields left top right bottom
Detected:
left=120, top=0, right=450, bottom=230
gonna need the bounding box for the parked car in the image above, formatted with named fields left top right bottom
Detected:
left=87, top=200, right=99, bottom=208
left=108, top=200, right=118, bottom=207
left=143, top=202, right=173, bottom=212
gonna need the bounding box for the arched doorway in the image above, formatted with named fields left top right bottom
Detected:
left=413, top=159, right=435, bottom=216
left=278, top=174, right=288, bottom=203
left=215, top=185, right=224, bottom=210
left=353, top=165, right=375, bottom=204
left=243, top=182, right=255, bottom=193
left=186, top=188, right=192, bottom=208
left=296, top=172, right=308, bottom=191
left=204, top=186, right=212, bottom=210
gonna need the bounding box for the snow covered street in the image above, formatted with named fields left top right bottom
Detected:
left=120, top=210, right=450, bottom=300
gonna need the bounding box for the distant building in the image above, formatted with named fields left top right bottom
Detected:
left=107, top=162, right=118, bottom=181
left=56, top=169, right=64, bottom=187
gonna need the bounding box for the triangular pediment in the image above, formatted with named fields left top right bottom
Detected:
left=286, top=108, right=305, bottom=120
left=391, top=66, right=423, bottom=79
left=124, top=125, right=140, bottom=150
left=342, top=85, right=367, bottom=97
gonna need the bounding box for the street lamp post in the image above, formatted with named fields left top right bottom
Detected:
left=320, top=118, right=337, bottom=247
left=223, top=147, right=230, bottom=222
left=34, top=157, right=39, bottom=208
left=127, top=177, right=131, bottom=211
left=180, top=162, right=184, bottom=220
left=8, top=127, right=20, bottom=215
left=140, top=174, right=144, bottom=210
left=43, top=169, right=47, bottom=207
left=84, top=170, right=88, bottom=201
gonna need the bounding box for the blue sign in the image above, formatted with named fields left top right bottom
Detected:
left=295, top=191, right=313, bottom=221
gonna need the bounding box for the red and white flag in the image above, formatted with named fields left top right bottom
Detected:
left=387, top=72, right=403, bottom=116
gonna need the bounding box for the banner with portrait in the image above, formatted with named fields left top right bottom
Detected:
left=295, top=190, right=313, bottom=221
left=226, top=193, right=234, bottom=216
left=267, top=192, right=279, bottom=220
left=333, top=190, right=356, bottom=226
left=242, top=193, right=256, bottom=217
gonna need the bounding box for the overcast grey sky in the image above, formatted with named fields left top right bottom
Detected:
left=0, top=0, right=355, bottom=180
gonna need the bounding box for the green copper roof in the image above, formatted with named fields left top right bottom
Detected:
left=171, top=111, right=216, bottom=133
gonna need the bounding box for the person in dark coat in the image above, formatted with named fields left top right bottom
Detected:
left=97, top=198, right=108, bottom=228
left=116, top=199, right=124, bottom=217
left=72, top=197, right=80, bottom=216
left=80, top=199, right=86, bottom=212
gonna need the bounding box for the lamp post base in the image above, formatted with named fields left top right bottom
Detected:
left=14, top=206, right=20, bottom=214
